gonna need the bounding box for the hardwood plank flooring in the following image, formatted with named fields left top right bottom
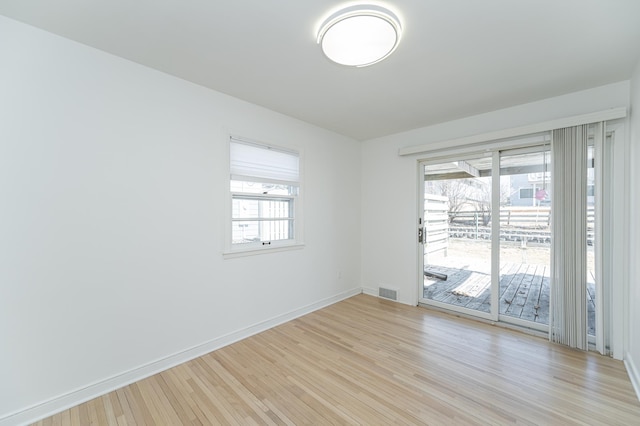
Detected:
left=32, top=294, right=640, bottom=425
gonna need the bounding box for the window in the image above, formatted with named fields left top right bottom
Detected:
left=519, top=187, right=534, bottom=199
left=229, top=137, right=300, bottom=250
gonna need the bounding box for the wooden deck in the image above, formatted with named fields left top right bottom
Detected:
left=424, top=263, right=596, bottom=334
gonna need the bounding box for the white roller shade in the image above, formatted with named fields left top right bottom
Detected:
left=230, top=138, right=299, bottom=185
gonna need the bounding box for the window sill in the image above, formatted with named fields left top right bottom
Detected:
left=223, top=242, right=305, bottom=259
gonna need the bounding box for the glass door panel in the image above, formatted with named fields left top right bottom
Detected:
left=422, top=156, right=493, bottom=317
left=498, top=148, right=551, bottom=328
left=587, top=143, right=596, bottom=337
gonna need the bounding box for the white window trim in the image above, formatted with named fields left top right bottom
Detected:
left=223, top=135, right=304, bottom=258
left=223, top=242, right=305, bottom=259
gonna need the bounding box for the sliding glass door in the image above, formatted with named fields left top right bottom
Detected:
left=498, top=147, right=551, bottom=331
left=421, top=155, right=494, bottom=319
left=419, top=130, right=606, bottom=335
left=418, top=123, right=620, bottom=355
left=419, top=146, right=555, bottom=330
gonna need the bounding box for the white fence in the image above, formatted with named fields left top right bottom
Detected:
left=424, top=194, right=449, bottom=255
left=446, top=206, right=595, bottom=245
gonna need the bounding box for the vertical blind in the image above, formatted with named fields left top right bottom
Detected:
left=230, top=137, right=299, bottom=185
left=550, top=125, right=588, bottom=350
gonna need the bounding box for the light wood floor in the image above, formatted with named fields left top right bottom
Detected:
left=33, top=294, right=640, bottom=425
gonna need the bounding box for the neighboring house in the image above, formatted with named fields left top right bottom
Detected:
left=508, top=171, right=594, bottom=207
left=508, top=173, right=551, bottom=207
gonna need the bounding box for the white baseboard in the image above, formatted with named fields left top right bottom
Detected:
left=625, top=352, right=640, bottom=402
left=362, top=285, right=416, bottom=306
left=362, top=286, right=377, bottom=297
left=0, top=287, right=362, bottom=426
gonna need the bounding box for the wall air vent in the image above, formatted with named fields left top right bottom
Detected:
left=378, top=287, right=398, bottom=301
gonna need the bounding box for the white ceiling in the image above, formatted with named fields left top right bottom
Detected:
left=2, top=0, right=640, bottom=141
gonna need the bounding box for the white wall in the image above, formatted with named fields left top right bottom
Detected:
left=626, top=57, right=640, bottom=398
left=361, top=81, right=630, bottom=306
left=0, top=16, right=361, bottom=424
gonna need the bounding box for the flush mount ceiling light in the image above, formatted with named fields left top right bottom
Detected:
left=317, top=4, right=402, bottom=67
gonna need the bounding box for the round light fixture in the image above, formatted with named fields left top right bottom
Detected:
left=317, top=4, right=402, bottom=67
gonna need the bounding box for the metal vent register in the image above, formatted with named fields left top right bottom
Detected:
left=378, top=287, right=398, bottom=301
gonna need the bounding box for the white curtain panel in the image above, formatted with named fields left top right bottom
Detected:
left=550, top=125, right=588, bottom=350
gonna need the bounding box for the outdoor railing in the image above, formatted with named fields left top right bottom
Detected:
left=447, top=208, right=595, bottom=245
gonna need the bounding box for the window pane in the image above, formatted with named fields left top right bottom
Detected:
left=230, top=180, right=297, bottom=196
left=232, top=219, right=293, bottom=244
left=587, top=145, right=595, bottom=336
left=499, top=148, right=551, bottom=327
left=422, top=156, right=493, bottom=316
left=232, top=197, right=292, bottom=219
left=232, top=195, right=294, bottom=245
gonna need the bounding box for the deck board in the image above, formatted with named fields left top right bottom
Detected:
left=537, top=268, right=551, bottom=325
left=520, top=264, right=544, bottom=322
left=424, top=262, right=595, bottom=333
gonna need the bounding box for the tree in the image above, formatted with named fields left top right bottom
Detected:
left=427, top=177, right=493, bottom=224
left=472, top=183, right=491, bottom=226
left=427, top=179, right=471, bottom=223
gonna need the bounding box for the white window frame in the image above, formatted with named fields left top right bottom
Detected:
left=224, top=136, right=304, bottom=258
